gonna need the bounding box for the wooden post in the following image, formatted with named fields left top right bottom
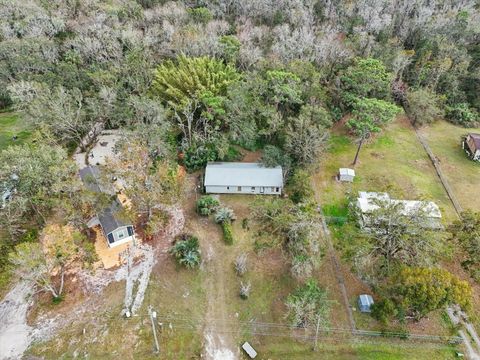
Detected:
left=149, top=306, right=160, bottom=354
left=314, top=315, right=321, bottom=351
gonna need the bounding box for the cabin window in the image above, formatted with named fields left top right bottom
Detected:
left=271, top=187, right=275, bottom=192
left=276, top=187, right=280, bottom=192
left=251, top=187, right=255, bottom=192
left=227, top=186, right=230, bottom=190
left=237, top=186, right=241, bottom=191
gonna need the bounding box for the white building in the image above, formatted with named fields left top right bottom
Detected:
left=356, top=191, right=442, bottom=229
left=338, top=168, right=355, bottom=182
left=204, top=162, right=283, bottom=195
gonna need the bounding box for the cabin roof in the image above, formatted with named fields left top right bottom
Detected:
left=204, top=162, right=283, bottom=187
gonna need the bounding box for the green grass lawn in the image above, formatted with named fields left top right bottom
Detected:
left=419, top=120, right=480, bottom=213
left=255, top=337, right=459, bottom=359
left=0, top=112, right=31, bottom=150
left=313, top=116, right=457, bottom=223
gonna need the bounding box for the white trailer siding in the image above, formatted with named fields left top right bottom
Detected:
left=205, top=185, right=281, bottom=195
left=204, top=162, right=283, bottom=195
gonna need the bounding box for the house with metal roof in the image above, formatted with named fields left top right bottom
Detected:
left=79, top=166, right=135, bottom=248
left=204, top=162, right=283, bottom=195
left=463, top=133, right=480, bottom=161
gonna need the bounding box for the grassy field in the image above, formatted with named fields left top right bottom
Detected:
left=419, top=120, right=480, bottom=213
left=313, top=116, right=457, bottom=222
left=0, top=112, right=30, bottom=150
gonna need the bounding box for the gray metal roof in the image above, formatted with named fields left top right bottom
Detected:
left=204, top=162, right=283, bottom=187
left=79, top=166, right=132, bottom=235
left=98, top=199, right=130, bottom=235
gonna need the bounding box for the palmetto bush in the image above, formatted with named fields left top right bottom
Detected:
left=214, top=207, right=236, bottom=224
left=169, top=234, right=201, bottom=268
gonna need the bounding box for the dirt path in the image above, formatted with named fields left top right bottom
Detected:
left=185, top=187, right=237, bottom=359
left=0, top=281, right=34, bottom=360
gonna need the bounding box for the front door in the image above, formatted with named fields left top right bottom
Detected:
left=260, top=187, right=265, bottom=194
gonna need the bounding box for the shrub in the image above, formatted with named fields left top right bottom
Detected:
left=446, top=103, right=479, bottom=127
left=184, top=144, right=217, bottom=172
left=235, top=253, right=248, bottom=276
left=215, top=207, right=236, bottom=224
left=371, top=298, right=398, bottom=324
left=288, top=169, right=314, bottom=203
left=222, top=221, right=234, bottom=245
left=187, top=7, right=213, bottom=24
left=196, top=195, right=219, bottom=216
left=240, top=281, right=251, bottom=299
left=169, top=235, right=201, bottom=268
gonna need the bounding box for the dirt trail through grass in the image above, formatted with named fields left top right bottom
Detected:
left=186, top=189, right=238, bottom=359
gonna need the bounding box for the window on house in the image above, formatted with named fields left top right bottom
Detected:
left=271, top=187, right=275, bottom=192
left=276, top=187, right=280, bottom=192
left=251, top=187, right=255, bottom=192
left=237, top=186, right=241, bottom=191
left=227, top=186, right=230, bottom=190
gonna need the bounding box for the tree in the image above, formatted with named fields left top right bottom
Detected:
left=0, top=141, right=80, bottom=234
left=406, top=88, right=444, bottom=126
left=347, top=98, right=401, bottom=165
left=169, top=234, right=201, bottom=268
left=9, top=227, right=78, bottom=300
left=340, top=58, right=393, bottom=103
left=151, top=55, right=239, bottom=111
left=285, top=279, right=331, bottom=329
left=352, top=198, right=442, bottom=278
left=8, top=83, right=94, bottom=150
left=287, top=169, right=314, bottom=204
left=388, top=267, right=472, bottom=320
left=449, top=211, right=480, bottom=281
left=285, top=106, right=330, bottom=166
left=105, top=140, right=183, bottom=233
left=445, top=103, right=479, bottom=127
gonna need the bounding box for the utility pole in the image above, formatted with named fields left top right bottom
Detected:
left=313, top=315, right=321, bottom=351
left=149, top=306, right=160, bottom=354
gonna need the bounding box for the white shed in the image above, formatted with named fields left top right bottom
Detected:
left=358, top=294, right=374, bottom=313
left=204, top=162, right=283, bottom=195
left=338, top=168, right=355, bottom=182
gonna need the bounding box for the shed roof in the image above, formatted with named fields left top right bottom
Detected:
left=242, top=342, right=257, bottom=358
left=468, top=133, right=480, bottom=149
left=79, top=166, right=132, bottom=235
left=339, top=168, right=355, bottom=176
left=204, top=162, right=283, bottom=187
left=358, top=294, right=374, bottom=306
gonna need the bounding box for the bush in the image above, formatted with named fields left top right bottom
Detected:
left=169, top=235, right=201, bottom=268
left=371, top=298, right=398, bottom=324
left=215, top=207, right=236, bottom=224
left=446, top=103, right=479, bottom=127
left=196, top=195, right=219, bottom=216
left=288, top=169, right=314, bottom=203
left=222, top=222, right=234, bottom=245
left=184, top=144, right=217, bottom=172
left=187, top=7, right=213, bottom=24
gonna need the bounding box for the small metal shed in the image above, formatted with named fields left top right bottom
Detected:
left=242, top=342, right=257, bottom=359
left=358, top=294, right=374, bottom=313
left=338, top=168, right=355, bottom=182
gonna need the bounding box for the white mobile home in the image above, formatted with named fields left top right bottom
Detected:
left=356, top=191, right=442, bottom=229
left=204, top=162, right=283, bottom=195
